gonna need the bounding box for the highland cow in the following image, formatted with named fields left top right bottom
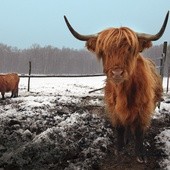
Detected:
left=64, top=11, right=169, bottom=163
left=0, top=73, right=20, bottom=100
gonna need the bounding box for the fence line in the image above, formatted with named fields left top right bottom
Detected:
left=19, top=73, right=105, bottom=78
left=20, top=73, right=105, bottom=92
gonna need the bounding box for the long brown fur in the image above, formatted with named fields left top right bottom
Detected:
left=86, top=27, right=163, bottom=132
left=0, top=73, right=20, bottom=99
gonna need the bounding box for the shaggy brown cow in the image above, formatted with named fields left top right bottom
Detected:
left=64, top=12, right=169, bottom=163
left=0, top=73, right=20, bottom=100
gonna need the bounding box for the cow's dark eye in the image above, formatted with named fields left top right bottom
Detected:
left=128, top=47, right=132, bottom=53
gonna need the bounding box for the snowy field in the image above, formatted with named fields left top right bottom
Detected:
left=0, top=76, right=169, bottom=170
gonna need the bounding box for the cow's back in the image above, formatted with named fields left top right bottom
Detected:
left=0, top=73, right=20, bottom=92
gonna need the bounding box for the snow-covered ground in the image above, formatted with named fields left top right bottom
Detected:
left=0, top=76, right=169, bottom=169
left=0, top=76, right=110, bottom=170
left=151, top=77, right=170, bottom=170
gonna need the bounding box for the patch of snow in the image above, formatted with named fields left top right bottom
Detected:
left=0, top=76, right=169, bottom=169
left=155, top=129, right=170, bottom=170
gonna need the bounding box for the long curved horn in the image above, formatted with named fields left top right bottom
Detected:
left=136, top=11, right=169, bottom=41
left=64, top=16, right=97, bottom=41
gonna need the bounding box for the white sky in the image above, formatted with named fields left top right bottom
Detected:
left=0, top=0, right=169, bottom=49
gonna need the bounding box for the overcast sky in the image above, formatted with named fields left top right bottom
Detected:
left=0, top=0, right=169, bottom=49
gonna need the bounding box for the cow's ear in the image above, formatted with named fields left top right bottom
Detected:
left=85, top=37, right=97, bottom=53
left=138, top=38, right=152, bottom=52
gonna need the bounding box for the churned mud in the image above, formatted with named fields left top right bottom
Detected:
left=0, top=93, right=169, bottom=170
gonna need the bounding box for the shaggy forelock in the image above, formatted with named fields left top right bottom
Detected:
left=96, top=27, right=139, bottom=56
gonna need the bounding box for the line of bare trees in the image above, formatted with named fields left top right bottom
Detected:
left=0, top=44, right=102, bottom=75
left=0, top=43, right=169, bottom=76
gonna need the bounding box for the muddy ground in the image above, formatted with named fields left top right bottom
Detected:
left=0, top=94, right=169, bottom=170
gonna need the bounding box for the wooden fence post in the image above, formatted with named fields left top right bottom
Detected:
left=28, top=61, right=32, bottom=91
left=158, top=41, right=167, bottom=109
left=160, top=41, right=167, bottom=80
left=166, top=67, right=170, bottom=93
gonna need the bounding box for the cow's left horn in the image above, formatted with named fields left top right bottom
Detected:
left=136, top=11, right=169, bottom=41
left=64, top=16, right=97, bottom=41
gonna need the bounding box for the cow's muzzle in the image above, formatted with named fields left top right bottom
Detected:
left=112, top=69, right=124, bottom=83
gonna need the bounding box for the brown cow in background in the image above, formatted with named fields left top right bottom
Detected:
left=64, top=11, right=169, bottom=163
left=0, top=73, right=20, bottom=100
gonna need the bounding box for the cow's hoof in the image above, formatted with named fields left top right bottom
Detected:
left=136, top=156, right=147, bottom=163
left=114, top=149, right=118, bottom=155
left=114, top=149, right=122, bottom=156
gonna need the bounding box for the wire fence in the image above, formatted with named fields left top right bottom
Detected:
left=19, top=73, right=104, bottom=78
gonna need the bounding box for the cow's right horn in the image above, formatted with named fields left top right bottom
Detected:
left=136, top=11, right=169, bottom=41
left=64, top=16, right=97, bottom=41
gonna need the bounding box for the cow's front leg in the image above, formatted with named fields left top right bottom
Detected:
left=115, top=125, right=125, bottom=153
left=134, top=125, right=147, bottom=163
left=11, top=92, right=14, bottom=98
left=1, top=92, right=5, bottom=100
